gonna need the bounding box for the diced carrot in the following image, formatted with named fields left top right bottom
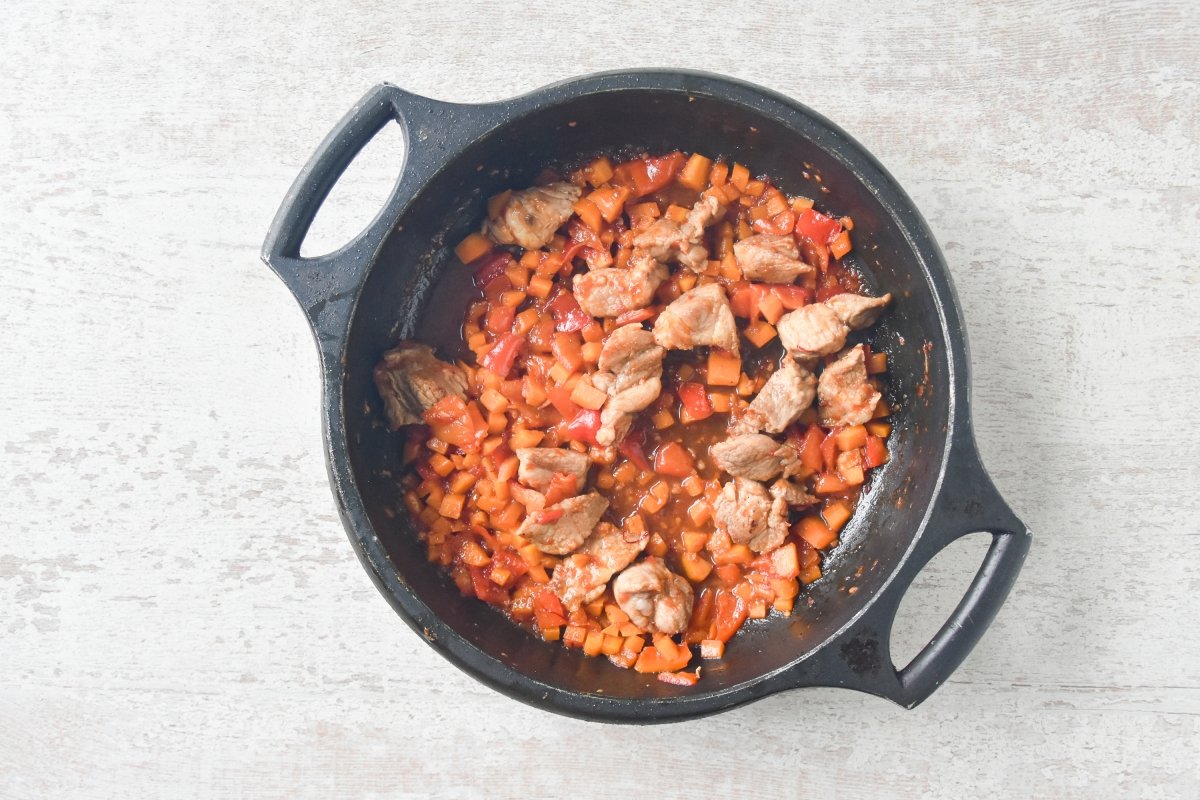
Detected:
left=873, top=399, right=891, bottom=418
left=681, top=475, right=705, bottom=497
left=588, top=185, right=630, bottom=223
left=867, top=352, right=888, bottom=374
left=796, top=516, right=837, bottom=550
left=678, top=153, right=713, bottom=191
left=654, top=635, right=680, bottom=662
left=791, top=196, right=815, bottom=213
left=730, top=163, right=750, bottom=191
left=814, top=472, right=851, bottom=495
left=680, top=552, right=714, bottom=583
left=700, top=639, right=725, bottom=659
left=682, top=531, right=710, bottom=553
left=509, top=428, right=543, bottom=450
left=651, top=409, right=675, bottom=430
left=653, top=441, right=694, bottom=477
left=709, top=161, right=729, bottom=187
left=866, top=420, right=892, bottom=438
left=563, top=625, right=588, bottom=649
left=830, top=230, right=852, bottom=260
left=541, top=626, right=561, bottom=642
left=822, top=499, right=854, bottom=533
left=581, top=341, right=603, bottom=364
left=583, top=156, right=614, bottom=187
left=708, top=392, right=732, bottom=413
left=835, top=425, right=868, bottom=451
left=744, top=320, right=777, bottom=348
left=454, top=232, right=492, bottom=265
left=665, top=204, right=690, bottom=224
left=583, top=629, right=604, bottom=657
left=715, top=544, right=754, bottom=565
left=570, top=378, right=607, bottom=410
left=528, top=274, right=553, bottom=299
left=758, top=292, right=785, bottom=325
left=706, top=349, right=742, bottom=387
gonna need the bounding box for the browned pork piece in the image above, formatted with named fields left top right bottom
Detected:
left=373, top=342, right=468, bottom=428
left=485, top=182, right=581, bottom=250
left=710, top=433, right=799, bottom=481
left=652, top=282, right=739, bottom=355
left=741, top=359, right=817, bottom=434
left=612, top=557, right=694, bottom=634
left=515, top=493, right=609, bottom=555
left=776, top=303, right=848, bottom=363
left=573, top=255, right=668, bottom=318
left=591, top=325, right=666, bottom=447
left=824, top=292, right=892, bottom=330
left=817, top=344, right=881, bottom=427
left=548, top=521, right=648, bottom=611
left=515, top=447, right=591, bottom=492
left=733, top=233, right=814, bottom=283
left=632, top=196, right=723, bottom=272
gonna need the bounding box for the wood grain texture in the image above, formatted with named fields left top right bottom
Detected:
left=2, top=0, right=1198, bottom=797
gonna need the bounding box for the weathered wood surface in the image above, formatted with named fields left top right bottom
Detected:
left=2, top=1, right=1197, bottom=797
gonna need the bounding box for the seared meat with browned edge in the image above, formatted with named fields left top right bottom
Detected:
left=742, top=359, right=817, bottom=434
left=612, top=557, right=694, bottom=634
left=734, top=233, right=813, bottom=283
left=373, top=342, right=467, bottom=428
left=710, top=433, right=799, bottom=481
left=515, top=492, right=609, bottom=555
left=549, top=521, right=648, bottom=611
left=817, top=344, right=881, bottom=427
left=573, top=256, right=668, bottom=318
left=486, top=182, right=581, bottom=250
left=515, top=447, right=591, bottom=492
left=653, top=282, right=740, bottom=355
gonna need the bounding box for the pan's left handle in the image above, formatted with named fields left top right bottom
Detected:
left=260, top=83, right=448, bottom=330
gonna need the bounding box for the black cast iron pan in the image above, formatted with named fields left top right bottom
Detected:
left=261, top=71, right=1031, bottom=723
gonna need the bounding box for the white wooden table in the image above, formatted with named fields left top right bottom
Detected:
left=4, top=1, right=1198, bottom=797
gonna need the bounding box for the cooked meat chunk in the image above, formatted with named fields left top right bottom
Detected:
left=373, top=342, right=468, bottom=428
left=516, top=492, right=608, bottom=555
left=710, top=433, right=799, bottom=481
left=712, top=478, right=773, bottom=548
left=825, top=292, right=892, bottom=330
left=632, top=196, right=723, bottom=272
left=777, top=303, right=848, bottom=362
left=733, top=234, right=813, bottom=283
left=549, top=521, right=648, bottom=611
left=591, top=325, right=665, bottom=446
left=485, top=182, right=581, bottom=250
left=515, top=447, right=590, bottom=492
left=652, top=283, right=739, bottom=355
left=817, top=344, right=881, bottom=427
left=770, top=479, right=818, bottom=508
left=573, top=256, right=668, bottom=318
left=742, top=359, right=817, bottom=434
left=612, top=558, right=694, bottom=634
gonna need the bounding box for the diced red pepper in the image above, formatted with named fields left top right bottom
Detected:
left=482, top=273, right=512, bottom=305
left=620, top=152, right=686, bottom=197
left=798, top=424, right=826, bottom=473
left=794, top=208, right=842, bottom=245
left=618, top=428, right=652, bottom=471
left=752, top=209, right=796, bottom=236
left=471, top=251, right=514, bottom=286
left=423, top=396, right=487, bottom=452
left=544, top=290, right=591, bottom=332
left=709, top=590, right=748, bottom=642
left=677, top=382, right=713, bottom=421
left=478, top=332, right=523, bottom=378
left=820, top=429, right=840, bottom=473
left=614, top=307, right=655, bottom=327
left=863, top=435, right=889, bottom=468
left=546, top=386, right=581, bottom=419
left=533, top=590, right=568, bottom=628
left=469, top=566, right=509, bottom=605
left=542, top=472, right=578, bottom=506
left=563, top=409, right=601, bottom=444
left=486, top=548, right=528, bottom=587
left=484, top=303, right=516, bottom=334
left=763, top=283, right=812, bottom=310
left=727, top=282, right=759, bottom=319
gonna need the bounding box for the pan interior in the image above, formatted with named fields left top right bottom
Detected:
left=342, top=88, right=951, bottom=699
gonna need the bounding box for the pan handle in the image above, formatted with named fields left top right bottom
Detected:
left=785, top=434, right=1031, bottom=708
left=260, top=83, right=505, bottom=335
